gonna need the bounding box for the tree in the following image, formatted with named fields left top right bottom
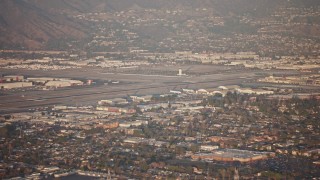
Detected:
left=0, top=126, right=8, bottom=137
left=190, top=144, right=200, bottom=153
left=142, top=126, right=154, bottom=138
left=140, top=160, right=148, bottom=172
left=175, top=146, right=186, bottom=155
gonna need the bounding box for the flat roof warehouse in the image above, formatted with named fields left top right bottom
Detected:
left=192, top=149, right=275, bottom=163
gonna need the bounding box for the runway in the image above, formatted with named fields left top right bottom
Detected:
left=0, top=67, right=257, bottom=114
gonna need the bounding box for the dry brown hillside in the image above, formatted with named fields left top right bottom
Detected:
left=0, top=0, right=319, bottom=50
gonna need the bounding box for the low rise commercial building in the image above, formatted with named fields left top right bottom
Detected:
left=0, top=82, right=33, bottom=89
left=200, top=145, right=219, bottom=151
left=235, top=88, right=274, bottom=95
left=191, top=149, right=275, bottom=163
left=119, top=120, right=148, bottom=128
left=45, top=79, right=83, bottom=88
left=98, top=98, right=128, bottom=106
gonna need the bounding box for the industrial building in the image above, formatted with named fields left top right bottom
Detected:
left=45, top=79, right=84, bottom=88
left=235, top=88, right=274, bottom=95
left=123, top=137, right=168, bottom=147
left=0, top=82, right=33, bottom=89
left=2, top=75, right=24, bottom=82
left=45, top=81, right=73, bottom=87
left=96, top=106, right=136, bottom=114
left=130, top=95, right=153, bottom=103
left=191, top=149, right=275, bottom=163
left=137, top=103, right=169, bottom=112
left=182, top=88, right=195, bottom=94
left=200, top=145, right=220, bottom=151
left=196, top=89, right=209, bottom=95
left=123, top=137, right=146, bottom=144
left=119, top=120, right=148, bottom=128
left=27, top=77, right=55, bottom=84
left=98, top=98, right=128, bottom=106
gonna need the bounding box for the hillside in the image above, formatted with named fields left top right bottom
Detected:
left=0, top=0, right=319, bottom=50
left=0, top=0, right=90, bottom=50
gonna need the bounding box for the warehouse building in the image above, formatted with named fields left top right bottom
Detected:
left=130, top=95, right=153, bottom=103
left=2, top=75, right=24, bottom=82
left=27, top=77, right=55, bottom=84
left=191, top=149, right=275, bottom=163
left=119, top=120, right=148, bottom=128
left=45, top=79, right=83, bottom=88
left=0, top=82, right=33, bottom=89
left=98, top=98, right=128, bottom=106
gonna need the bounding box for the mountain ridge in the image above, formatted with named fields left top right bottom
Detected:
left=0, top=0, right=319, bottom=50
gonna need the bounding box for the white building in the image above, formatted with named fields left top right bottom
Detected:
left=45, top=81, right=72, bottom=87
left=119, top=120, right=148, bottom=128
left=200, top=145, right=219, bottom=151
left=123, top=137, right=146, bottom=144
left=196, top=89, right=209, bottom=95
left=98, top=98, right=128, bottom=106
left=45, top=79, right=83, bottom=88
left=3, top=75, right=24, bottom=82
left=182, top=89, right=195, bottom=94
left=0, top=82, right=33, bottom=89
left=28, top=77, right=55, bottom=84
left=170, top=90, right=182, bottom=94
left=130, top=95, right=153, bottom=102
left=235, top=88, right=274, bottom=95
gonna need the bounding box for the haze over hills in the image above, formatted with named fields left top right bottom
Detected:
left=0, top=0, right=319, bottom=50
left=0, top=0, right=91, bottom=49
left=1, top=1, right=320, bottom=180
